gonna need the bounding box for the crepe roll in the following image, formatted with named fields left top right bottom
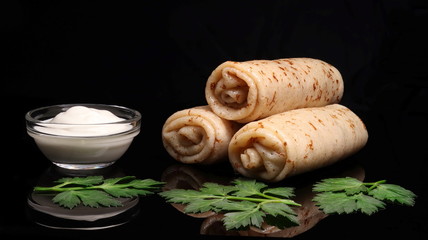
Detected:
left=228, top=104, right=368, bottom=182
left=162, top=106, right=241, bottom=164
left=205, top=58, right=344, bottom=123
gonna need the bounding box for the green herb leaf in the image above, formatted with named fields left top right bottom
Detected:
left=313, top=177, right=367, bottom=195
left=103, top=187, right=151, bottom=198
left=102, top=177, right=163, bottom=198
left=369, top=184, right=416, bottom=206
left=52, top=191, right=81, bottom=209
left=73, top=190, right=123, bottom=208
left=200, top=182, right=237, bottom=196
left=232, top=178, right=267, bottom=197
left=55, top=176, right=104, bottom=187
left=101, top=176, right=135, bottom=186
left=34, top=176, right=164, bottom=209
left=314, top=192, right=385, bottom=215
left=223, top=205, right=265, bottom=230
left=312, top=177, right=416, bottom=216
left=261, top=202, right=296, bottom=216
left=313, top=192, right=357, bottom=214
left=128, top=178, right=165, bottom=190
left=160, top=178, right=301, bottom=231
left=213, top=199, right=253, bottom=212
left=263, top=187, right=295, bottom=198
left=159, top=189, right=210, bottom=204
left=261, top=202, right=299, bottom=228
left=185, top=198, right=225, bottom=213
left=353, top=193, right=385, bottom=215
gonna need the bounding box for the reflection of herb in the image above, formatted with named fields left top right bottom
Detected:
left=33, top=176, right=164, bottom=209
left=312, top=177, right=417, bottom=215
left=160, top=178, right=301, bottom=230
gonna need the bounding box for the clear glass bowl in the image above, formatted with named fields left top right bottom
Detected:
left=26, top=104, right=141, bottom=170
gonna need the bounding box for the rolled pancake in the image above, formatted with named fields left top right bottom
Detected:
left=162, top=106, right=241, bottom=164
left=228, top=104, right=368, bottom=182
left=205, top=58, right=344, bottom=123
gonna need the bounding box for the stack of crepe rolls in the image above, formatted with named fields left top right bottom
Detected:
left=162, top=58, right=367, bottom=180
left=205, top=58, right=344, bottom=123
left=228, top=104, right=368, bottom=182
left=162, top=106, right=241, bottom=164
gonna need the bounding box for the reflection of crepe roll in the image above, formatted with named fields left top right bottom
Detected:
left=162, top=106, right=241, bottom=164
left=205, top=58, right=343, bottom=123
left=228, top=104, right=368, bottom=182
left=161, top=164, right=231, bottom=193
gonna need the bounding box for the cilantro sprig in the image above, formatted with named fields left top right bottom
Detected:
left=33, top=176, right=164, bottom=209
left=312, top=177, right=416, bottom=215
left=160, top=178, right=301, bottom=230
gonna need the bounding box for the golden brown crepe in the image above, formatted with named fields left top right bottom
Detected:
left=205, top=58, right=344, bottom=123
left=162, top=106, right=241, bottom=164
left=228, top=104, right=368, bottom=182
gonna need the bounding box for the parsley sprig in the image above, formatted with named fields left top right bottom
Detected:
left=160, top=178, right=301, bottom=230
left=312, top=177, right=416, bottom=215
left=33, top=176, right=164, bottom=209
left=161, top=177, right=417, bottom=231
left=33, top=175, right=417, bottom=231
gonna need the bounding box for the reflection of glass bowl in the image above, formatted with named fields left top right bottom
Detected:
left=26, top=104, right=141, bottom=170
left=27, top=192, right=140, bottom=230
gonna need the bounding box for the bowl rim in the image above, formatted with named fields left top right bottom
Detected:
left=26, top=103, right=141, bottom=138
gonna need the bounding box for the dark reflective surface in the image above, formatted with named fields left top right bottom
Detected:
left=2, top=1, right=427, bottom=239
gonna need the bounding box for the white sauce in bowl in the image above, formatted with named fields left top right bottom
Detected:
left=27, top=105, right=140, bottom=169
left=36, top=106, right=132, bottom=136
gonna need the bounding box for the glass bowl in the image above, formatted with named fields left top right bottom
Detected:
left=26, top=104, right=141, bottom=170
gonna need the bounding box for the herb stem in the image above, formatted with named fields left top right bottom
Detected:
left=34, top=185, right=96, bottom=192
left=364, top=180, right=387, bottom=191
left=33, top=181, right=159, bottom=193
left=222, top=195, right=301, bottom=206
left=257, top=192, right=281, bottom=201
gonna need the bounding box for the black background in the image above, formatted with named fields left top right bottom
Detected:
left=1, top=0, right=427, bottom=239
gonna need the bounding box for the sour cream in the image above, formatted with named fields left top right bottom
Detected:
left=27, top=104, right=141, bottom=169
left=50, top=106, right=124, bottom=124
left=36, top=106, right=132, bottom=136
